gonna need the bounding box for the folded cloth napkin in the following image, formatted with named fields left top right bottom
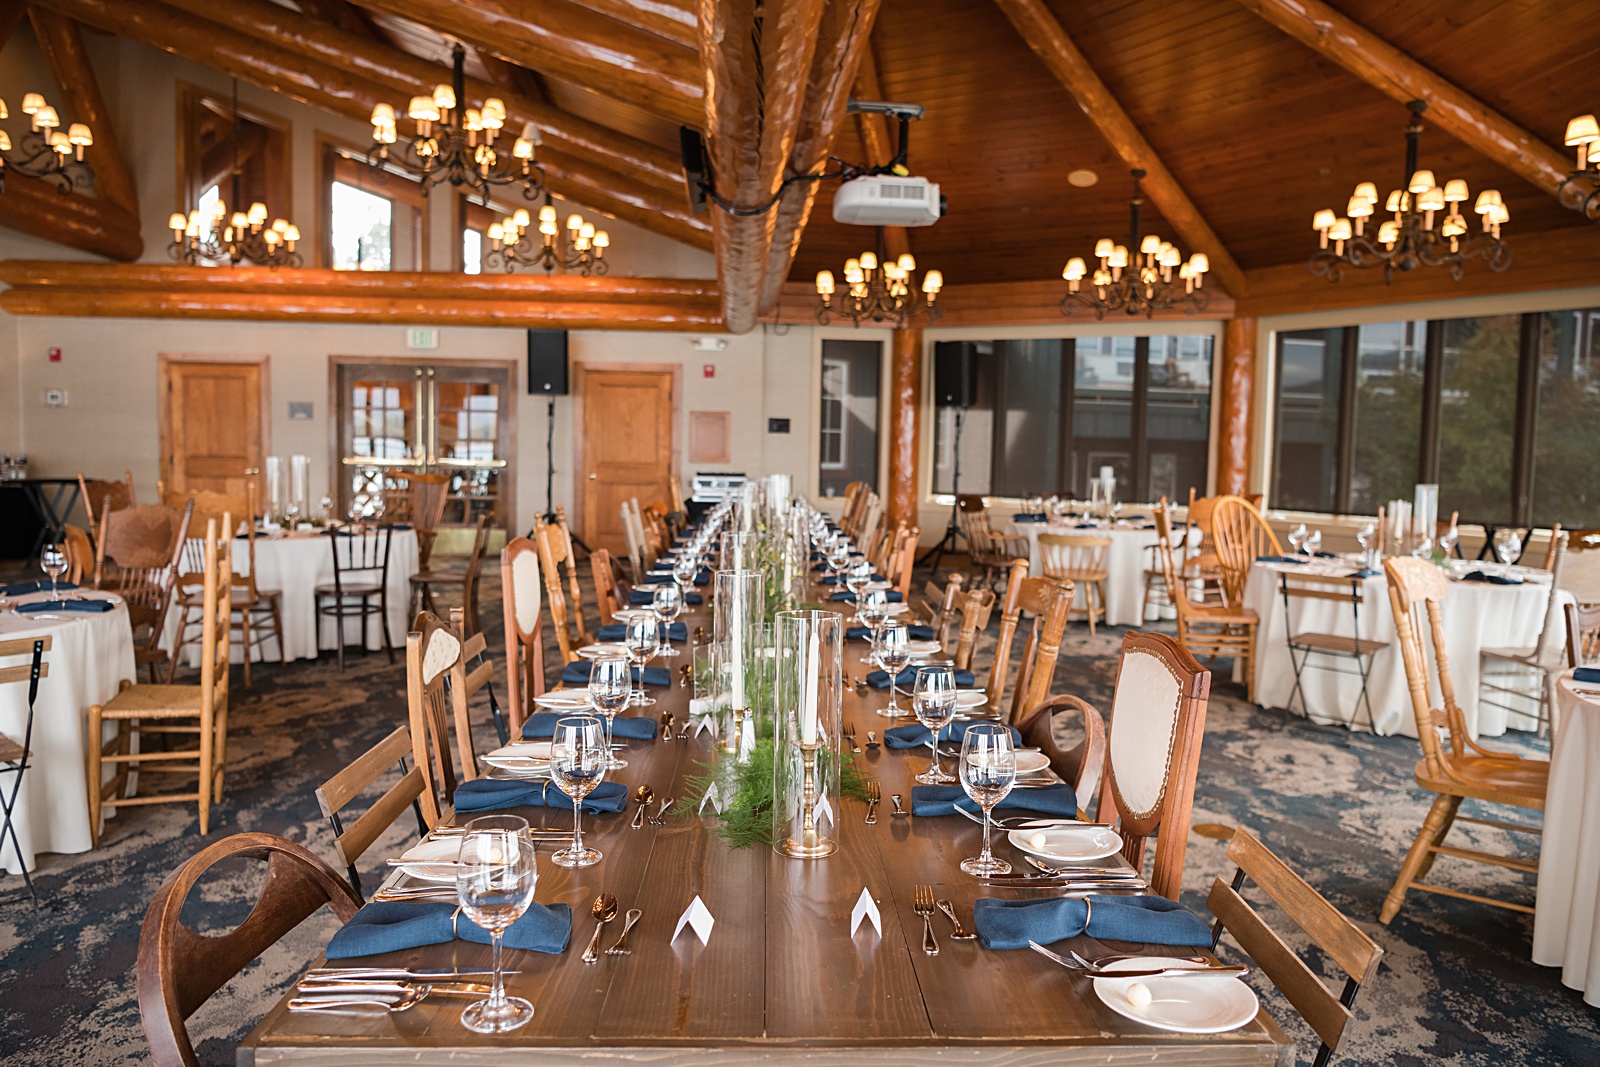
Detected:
left=910, top=782, right=1078, bottom=818
left=868, top=667, right=975, bottom=688
left=810, top=550, right=825, bottom=561
left=454, top=778, right=629, bottom=814
left=16, top=598, right=116, bottom=614
left=972, top=894, right=1213, bottom=951
left=596, top=622, right=687, bottom=642
left=832, top=590, right=904, bottom=604
left=1461, top=570, right=1523, bottom=585
left=560, top=661, right=671, bottom=688
left=1345, top=568, right=1379, bottom=579
left=521, top=711, right=658, bottom=741
left=1, top=580, right=78, bottom=596
left=1012, top=513, right=1048, bottom=523
left=1075, top=523, right=1102, bottom=529
left=629, top=588, right=702, bottom=605
left=326, top=900, right=572, bottom=959
left=1256, top=555, right=1309, bottom=564
left=847, top=624, right=935, bottom=641
left=1572, top=667, right=1600, bottom=684
left=1314, top=550, right=1340, bottom=558
left=885, top=722, right=1020, bottom=749
left=821, top=573, right=887, bottom=586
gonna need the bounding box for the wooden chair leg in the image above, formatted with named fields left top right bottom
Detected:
left=1381, top=793, right=1460, bottom=924
left=86, top=704, right=105, bottom=848
left=1412, top=794, right=1462, bottom=884
left=197, top=710, right=213, bottom=836
left=238, top=607, right=253, bottom=687
left=1085, top=583, right=1097, bottom=637
left=213, top=702, right=228, bottom=804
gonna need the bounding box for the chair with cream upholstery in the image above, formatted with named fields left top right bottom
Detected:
left=501, top=536, right=546, bottom=738
left=405, top=611, right=474, bottom=827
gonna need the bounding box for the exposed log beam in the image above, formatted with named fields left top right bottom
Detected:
left=1217, top=318, right=1256, bottom=497
left=0, top=173, right=142, bottom=260
left=992, top=0, right=1248, bottom=298
left=886, top=326, right=921, bottom=530
left=0, top=3, right=28, bottom=49
left=566, top=0, right=697, bottom=51
left=27, top=8, right=140, bottom=216
left=292, top=0, right=386, bottom=40
left=702, top=0, right=830, bottom=334
left=351, top=0, right=704, bottom=127
left=1234, top=0, right=1570, bottom=197
left=847, top=46, right=909, bottom=263
left=757, top=0, right=885, bottom=311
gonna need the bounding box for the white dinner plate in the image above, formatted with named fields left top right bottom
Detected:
left=865, top=580, right=893, bottom=592
left=1008, top=825, right=1124, bottom=863
left=1011, top=751, right=1050, bottom=776
left=611, top=608, right=655, bottom=622
left=954, top=689, right=990, bottom=710
left=632, top=582, right=667, bottom=593
left=392, top=838, right=463, bottom=884
left=481, top=741, right=553, bottom=766
left=577, top=643, right=631, bottom=660
left=1092, top=957, right=1259, bottom=1034
left=904, top=640, right=942, bottom=656
left=533, top=690, right=594, bottom=710
left=882, top=603, right=912, bottom=616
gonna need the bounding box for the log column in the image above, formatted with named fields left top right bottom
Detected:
left=1216, top=317, right=1257, bottom=498
left=887, top=327, right=922, bottom=530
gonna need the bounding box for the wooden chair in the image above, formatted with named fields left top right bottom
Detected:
left=1038, top=532, right=1111, bottom=636
left=78, top=469, right=135, bottom=546
left=451, top=604, right=507, bottom=748
left=1479, top=531, right=1570, bottom=736
left=170, top=484, right=285, bottom=686
left=918, top=573, right=965, bottom=651
left=591, top=547, right=630, bottom=619
left=552, top=505, right=590, bottom=642
left=1209, top=494, right=1283, bottom=607
left=1155, top=503, right=1261, bottom=702
left=0, top=636, right=49, bottom=903
left=136, top=833, right=361, bottom=1067
left=885, top=525, right=919, bottom=596
left=1378, top=556, right=1548, bottom=924
left=957, top=495, right=1030, bottom=588
left=314, top=524, right=396, bottom=669
left=456, top=514, right=494, bottom=638
left=1565, top=601, right=1600, bottom=667
left=88, top=516, right=232, bottom=846
left=313, top=724, right=427, bottom=899
left=534, top=517, right=585, bottom=665
left=1095, top=630, right=1211, bottom=901
left=1016, top=694, right=1106, bottom=808
left=96, top=501, right=193, bottom=683
left=502, top=536, right=546, bottom=738
left=405, top=472, right=455, bottom=617
left=619, top=498, right=647, bottom=584
left=1208, top=828, right=1383, bottom=1067
left=985, top=559, right=1076, bottom=723
left=62, top=523, right=94, bottom=584
left=950, top=583, right=995, bottom=672
left=406, top=612, right=474, bottom=826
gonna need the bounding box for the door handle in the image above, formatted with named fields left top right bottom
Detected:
left=588, top=473, right=597, bottom=480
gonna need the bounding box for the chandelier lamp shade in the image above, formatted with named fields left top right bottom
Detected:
left=0, top=92, right=94, bottom=195
left=485, top=197, right=611, bottom=275
left=815, top=243, right=943, bottom=327
left=1558, top=111, right=1599, bottom=221
left=1311, top=100, right=1509, bottom=283
left=1060, top=169, right=1209, bottom=319
left=368, top=44, right=542, bottom=203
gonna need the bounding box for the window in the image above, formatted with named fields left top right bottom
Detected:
left=1534, top=309, right=1600, bottom=527
left=330, top=183, right=393, bottom=271
left=320, top=140, right=426, bottom=270
left=817, top=339, right=881, bottom=498
left=819, top=357, right=848, bottom=470
left=177, top=84, right=291, bottom=234
left=462, top=229, right=483, bottom=275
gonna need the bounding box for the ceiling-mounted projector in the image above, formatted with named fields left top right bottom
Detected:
left=833, top=174, right=942, bottom=227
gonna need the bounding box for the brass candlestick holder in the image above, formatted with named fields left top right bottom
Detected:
left=782, top=738, right=836, bottom=858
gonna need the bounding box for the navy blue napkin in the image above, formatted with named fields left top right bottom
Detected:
left=1256, top=555, right=1309, bottom=564
left=597, top=622, right=686, bottom=642
left=885, top=722, right=1018, bottom=749
left=1346, top=568, right=1379, bottom=579
left=821, top=573, right=887, bottom=586
left=453, top=778, right=629, bottom=814
left=1, top=580, right=78, bottom=597
left=521, top=711, right=658, bottom=741
left=1314, top=550, right=1339, bottom=558
left=1572, top=668, right=1600, bottom=684
left=832, top=589, right=904, bottom=603
left=868, top=667, right=975, bottom=688
left=630, top=588, right=702, bottom=605
left=326, top=900, right=572, bottom=959
left=1012, top=513, right=1048, bottom=523
left=1075, top=523, right=1100, bottom=529
left=1461, top=570, right=1523, bottom=585
left=560, top=661, right=671, bottom=687
left=16, top=598, right=116, bottom=613
left=847, top=624, right=935, bottom=641
left=972, top=894, right=1213, bottom=950
left=910, top=782, right=1078, bottom=817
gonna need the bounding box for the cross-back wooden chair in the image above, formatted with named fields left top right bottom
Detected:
left=501, top=536, right=546, bottom=738
left=950, top=583, right=996, bottom=672
left=313, top=724, right=427, bottom=899
left=96, top=500, right=193, bottom=682
left=89, top=515, right=231, bottom=845
left=1095, top=630, right=1211, bottom=901
left=78, top=469, right=136, bottom=546
left=534, top=517, right=585, bottom=664
left=591, top=547, right=630, bottom=619
left=1, top=635, right=49, bottom=903
left=137, top=833, right=361, bottom=1067
left=957, top=495, right=1030, bottom=588
left=62, top=523, right=95, bottom=584
left=1209, top=494, right=1283, bottom=606
left=1379, top=556, right=1548, bottom=924
left=985, top=559, right=1076, bottom=723
left=1039, top=532, right=1111, bottom=636
left=406, top=611, right=475, bottom=827
left=405, top=472, right=455, bottom=616
left=1016, top=693, right=1106, bottom=810
left=451, top=603, right=507, bottom=747
left=918, top=573, right=966, bottom=650
left=1154, top=502, right=1261, bottom=702
left=1208, top=827, right=1383, bottom=1067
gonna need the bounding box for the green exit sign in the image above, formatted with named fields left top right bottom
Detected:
left=407, top=327, right=439, bottom=349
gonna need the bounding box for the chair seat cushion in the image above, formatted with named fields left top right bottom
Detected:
left=410, top=570, right=455, bottom=585
left=103, top=684, right=205, bottom=716
left=1415, top=755, right=1548, bottom=808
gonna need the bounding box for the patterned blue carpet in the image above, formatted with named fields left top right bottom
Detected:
left=0, top=568, right=1594, bottom=1065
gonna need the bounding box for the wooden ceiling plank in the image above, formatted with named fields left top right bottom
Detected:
left=846, top=45, right=911, bottom=264
left=0, top=2, right=27, bottom=47
left=1232, top=0, right=1570, bottom=197
left=563, top=0, right=698, bottom=52
left=758, top=0, right=887, bottom=310
left=26, top=7, right=140, bottom=216
left=991, top=0, right=1248, bottom=297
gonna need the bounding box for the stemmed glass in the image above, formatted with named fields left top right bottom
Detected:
left=958, top=724, right=1017, bottom=876
left=587, top=655, right=631, bottom=770
left=652, top=583, right=682, bottom=658
left=1304, top=529, right=1322, bottom=556
left=913, top=666, right=959, bottom=784
left=1355, top=522, right=1376, bottom=568
left=826, top=537, right=852, bottom=577
left=549, top=716, right=606, bottom=869
left=624, top=614, right=659, bottom=709
left=874, top=623, right=911, bottom=718
left=1438, top=522, right=1460, bottom=559
left=455, top=814, right=538, bottom=1032
left=672, top=551, right=698, bottom=596
left=857, top=589, right=889, bottom=664
left=40, top=540, right=67, bottom=599
left=844, top=560, right=873, bottom=621
left=1494, top=528, right=1522, bottom=567
left=1287, top=523, right=1307, bottom=555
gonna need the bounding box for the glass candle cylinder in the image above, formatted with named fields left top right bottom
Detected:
left=264, top=455, right=284, bottom=523
left=772, top=609, right=843, bottom=858
left=721, top=531, right=757, bottom=572
left=713, top=569, right=767, bottom=753
left=290, top=454, right=311, bottom=523
left=1413, top=483, right=1438, bottom=548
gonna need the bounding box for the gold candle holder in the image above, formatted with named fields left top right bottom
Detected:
left=781, top=738, right=836, bottom=858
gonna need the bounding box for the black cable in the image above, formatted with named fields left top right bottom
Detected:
left=544, top=394, right=556, bottom=521
left=703, top=163, right=851, bottom=217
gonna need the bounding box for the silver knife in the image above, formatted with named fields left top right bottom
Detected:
left=1028, top=941, right=1245, bottom=978
left=304, top=967, right=516, bottom=979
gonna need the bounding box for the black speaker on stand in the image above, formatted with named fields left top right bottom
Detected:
left=526, top=329, right=589, bottom=553
left=918, top=341, right=979, bottom=576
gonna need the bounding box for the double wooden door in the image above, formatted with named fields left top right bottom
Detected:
left=159, top=358, right=265, bottom=497
left=577, top=366, right=676, bottom=555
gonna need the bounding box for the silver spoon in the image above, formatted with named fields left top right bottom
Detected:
left=630, top=785, right=655, bottom=829
left=582, top=893, right=619, bottom=964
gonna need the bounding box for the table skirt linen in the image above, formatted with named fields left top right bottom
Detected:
left=1532, top=676, right=1600, bottom=1007
left=1008, top=521, right=1183, bottom=627
left=245, top=530, right=420, bottom=662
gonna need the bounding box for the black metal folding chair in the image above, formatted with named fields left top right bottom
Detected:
left=314, top=524, right=395, bottom=669
left=1278, top=571, right=1386, bottom=734
left=1, top=636, right=49, bottom=906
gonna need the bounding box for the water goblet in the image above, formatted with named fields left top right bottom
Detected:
left=1438, top=523, right=1460, bottom=558
left=652, top=583, right=683, bottom=658
left=958, top=724, right=1017, bottom=876
left=624, top=614, right=659, bottom=709
left=912, top=666, right=959, bottom=784
left=1287, top=523, right=1307, bottom=555
left=1304, top=529, right=1322, bottom=556
left=844, top=560, right=874, bottom=620
left=1494, top=528, right=1521, bottom=567
left=549, top=716, right=606, bottom=869
left=587, top=655, right=632, bottom=770
left=857, top=589, right=889, bottom=664
left=40, top=540, right=67, bottom=599
left=455, top=814, right=538, bottom=1032
left=874, top=624, right=911, bottom=718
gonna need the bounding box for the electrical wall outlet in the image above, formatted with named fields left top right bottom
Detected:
left=43, top=389, right=68, bottom=407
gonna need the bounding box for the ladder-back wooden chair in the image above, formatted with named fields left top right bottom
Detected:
left=957, top=495, right=1030, bottom=588
left=918, top=573, right=966, bottom=651
left=1379, top=556, right=1548, bottom=924
left=839, top=482, right=868, bottom=537
left=1156, top=503, right=1261, bottom=702
left=1209, top=495, right=1283, bottom=607
left=535, top=517, right=586, bottom=663
left=96, top=500, right=193, bottom=683
left=451, top=604, right=507, bottom=748
left=1016, top=693, right=1105, bottom=810
left=591, top=547, right=630, bottom=619
left=552, top=505, right=590, bottom=641
left=1208, top=828, right=1383, bottom=1067
left=406, top=611, right=474, bottom=827
left=950, top=583, right=996, bottom=672
left=78, top=469, right=136, bottom=546
left=405, top=472, right=455, bottom=617
left=89, top=515, right=232, bottom=845
left=1096, top=630, right=1211, bottom=901
left=62, top=523, right=94, bottom=584
left=313, top=724, right=427, bottom=899
left=0, top=635, right=49, bottom=903
left=169, top=486, right=284, bottom=686
left=1038, top=532, right=1111, bottom=636
left=1479, top=531, right=1570, bottom=736
left=501, top=536, right=546, bottom=738
left=885, top=525, right=919, bottom=596
left=137, top=833, right=361, bottom=1067
left=985, top=559, right=1076, bottom=723
left=619, top=499, right=647, bottom=583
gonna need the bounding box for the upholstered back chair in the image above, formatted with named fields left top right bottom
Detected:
left=500, top=536, right=545, bottom=736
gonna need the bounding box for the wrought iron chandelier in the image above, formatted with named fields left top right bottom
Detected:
left=814, top=238, right=942, bottom=327
left=484, top=196, right=611, bottom=275
left=1060, top=169, right=1210, bottom=319
left=1311, top=100, right=1509, bottom=283
left=367, top=44, right=542, bottom=204
left=166, top=82, right=301, bottom=268
left=1558, top=111, right=1599, bottom=221
left=0, top=92, right=93, bottom=195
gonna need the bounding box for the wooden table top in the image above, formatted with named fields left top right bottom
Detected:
left=241, top=597, right=1292, bottom=1066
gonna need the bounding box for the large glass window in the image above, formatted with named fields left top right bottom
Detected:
left=1146, top=335, right=1214, bottom=504
left=817, top=339, right=881, bottom=498
left=1438, top=315, right=1519, bottom=524
left=330, top=182, right=393, bottom=271
left=1349, top=320, right=1426, bottom=514
left=1072, top=337, right=1136, bottom=496
left=993, top=341, right=1062, bottom=497
left=1533, top=308, right=1600, bottom=527
left=1273, top=328, right=1344, bottom=512
left=321, top=143, right=425, bottom=269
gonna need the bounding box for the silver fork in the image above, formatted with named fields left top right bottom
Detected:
left=649, top=798, right=675, bottom=825
left=913, top=884, right=939, bottom=956
left=864, top=780, right=881, bottom=824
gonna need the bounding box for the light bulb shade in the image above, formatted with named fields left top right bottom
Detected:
left=816, top=270, right=834, bottom=294
left=1418, top=187, right=1445, bottom=211
left=1407, top=169, right=1435, bottom=193
left=248, top=202, right=268, bottom=224
left=897, top=253, right=916, bottom=271
left=168, top=212, right=187, bottom=230
left=36, top=105, right=60, bottom=129
left=1108, top=244, right=1128, bottom=268
left=1565, top=114, right=1600, bottom=146
left=1378, top=220, right=1400, bottom=244
left=538, top=205, right=557, bottom=223
left=1347, top=196, right=1373, bottom=218
left=922, top=269, right=943, bottom=292
left=462, top=108, right=483, bottom=132
left=1189, top=252, right=1209, bottom=273
left=1063, top=256, right=1087, bottom=280
left=0, top=101, right=7, bottom=121
left=1474, top=189, right=1503, bottom=213
left=408, top=96, right=438, bottom=121
left=579, top=222, right=596, bottom=239
left=844, top=258, right=860, bottom=273
left=371, top=103, right=395, bottom=125
left=1093, top=268, right=1111, bottom=286
left=481, top=100, right=505, bottom=128
left=49, top=131, right=69, bottom=153
left=1385, top=189, right=1405, bottom=212
left=1159, top=246, right=1181, bottom=266
left=565, top=213, right=583, bottom=231
left=1313, top=208, right=1337, bottom=231
left=593, top=231, right=609, bottom=248
left=512, top=137, right=534, bottom=159
left=0, top=131, right=9, bottom=152
left=432, top=83, right=456, bottom=110
left=1352, top=181, right=1379, bottom=203
left=1139, top=234, right=1161, bottom=255
left=1490, top=203, right=1510, bottom=224
left=1443, top=179, right=1469, bottom=202
left=513, top=208, right=531, bottom=227
left=21, top=93, right=44, bottom=114
left=67, top=123, right=92, bottom=146
left=283, top=225, right=301, bottom=243
left=1178, top=263, right=1192, bottom=279
left=539, top=218, right=557, bottom=236
left=859, top=251, right=878, bottom=270
left=230, top=212, right=248, bottom=229
left=1328, top=218, right=1352, bottom=241
left=1440, top=214, right=1467, bottom=237
left=264, top=229, right=280, bottom=245
left=375, top=125, right=397, bottom=145
left=271, top=218, right=289, bottom=233
left=1094, top=238, right=1114, bottom=258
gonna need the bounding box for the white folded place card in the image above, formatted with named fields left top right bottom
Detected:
left=699, top=782, right=724, bottom=815
left=812, top=792, right=836, bottom=829
left=850, top=887, right=881, bottom=936
left=672, top=895, right=716, bottom=945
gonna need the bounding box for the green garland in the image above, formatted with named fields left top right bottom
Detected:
left=680, top=738, right=871, bottom=848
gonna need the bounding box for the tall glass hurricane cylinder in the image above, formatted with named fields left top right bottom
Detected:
left=772, top=609, right=842, bottom=858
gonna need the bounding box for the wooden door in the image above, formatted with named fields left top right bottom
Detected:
left=578, top=367, right=675, bottom=554
left=160, top=359, right=265, bottom=497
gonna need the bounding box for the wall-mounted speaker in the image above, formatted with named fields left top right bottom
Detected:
left=933, top=341, right=979, bottom=408
left=527, top=329, right=569, bottom=395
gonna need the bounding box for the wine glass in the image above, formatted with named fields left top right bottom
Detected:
left=1304, top=529, right=1322, bottom=556
left=40, top=540, right=66, bottom=599
left=652, top=583, right=682, bottom=658
left=912, top=666, right=959, bottom=784
left=672, top=551, right=698, bottom=594
left=587, top=655, right=631, bottom=770
left=857, top=590, right=889, bottom=664
left=874, top=623, right=911, bottom=718
left=1438, top=522, right=1460, bottom=558
left=958, top=724, right=1017, bottom=876
left=319, top=495, right=334, bottom=524
left=1494, top=528, right=1522, bottom=567
left=549, top=716, right=606, bottom=869
left=624, top=614, right=659, bottom=709
left=454, top=814, right=538, bottom=1032
left=844, top=560, right=874, bottom=621
left=1287, top=523, right=1307, bottom=555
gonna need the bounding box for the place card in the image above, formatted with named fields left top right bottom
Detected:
left=812, top=792, right=835, bottom=829
left=699, top=782, right=725, bottom=815
left=672, top=895, right=716, bottom=945
left=850, top=887, right=881, bottom=937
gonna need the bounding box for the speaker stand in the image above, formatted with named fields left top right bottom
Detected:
left=916, top=405, right=968, bottom=577
left=539, top=394, right=591, bottom=555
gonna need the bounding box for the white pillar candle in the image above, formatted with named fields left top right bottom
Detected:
left=800, top=628, right=820, bottom=745
left=730, top=592, right=745, bottom=709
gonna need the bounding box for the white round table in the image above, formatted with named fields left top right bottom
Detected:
left=1533, top=672, right=1600, bottom=1007
left=1008, top=519, right=1185, bottom=627
left=0, top=591, right=133, bottom=875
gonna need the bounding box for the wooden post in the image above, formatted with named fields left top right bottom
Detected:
left=887, top=327, right=923, bottom=530
left=1217, top=317, right=1257, bottom=498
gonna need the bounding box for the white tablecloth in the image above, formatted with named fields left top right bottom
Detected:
left=1008, top=520, right=1185, bottom=627
left=0, top=591, right=134, bottom=874
left=1244, top=559, right=1567, bottom=737
left=1533, top=674, right=1600, bottom=1007
left=244, top=529, right=419, bottom=662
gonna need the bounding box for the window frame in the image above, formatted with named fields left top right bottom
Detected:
left=819, top=355, right=850, bottom=472
left=317, top=134, right=430, bottom=270
left=175, top=82, right=293, bottom=232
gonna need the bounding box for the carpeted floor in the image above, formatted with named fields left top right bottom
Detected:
left=0, top=564, right=1595, bottom=1065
